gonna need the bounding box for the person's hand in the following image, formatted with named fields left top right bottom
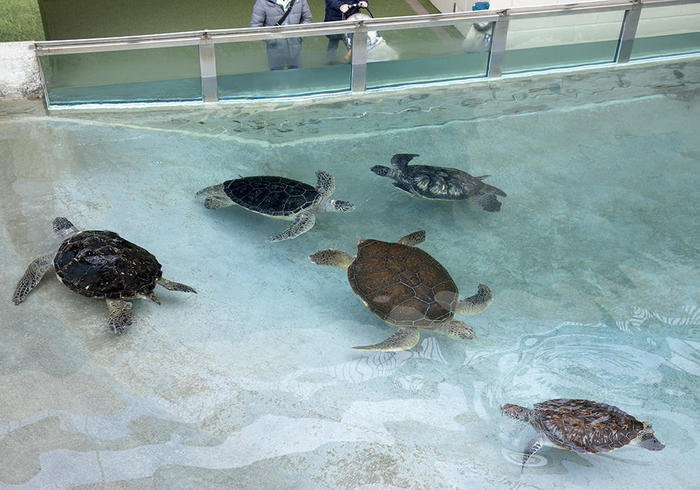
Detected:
left=358, top=1, right=368, bottom=7
left=340, top=4, right=350, bottom=13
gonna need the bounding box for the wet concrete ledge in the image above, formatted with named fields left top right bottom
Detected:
left=0, top=41, right=43, bottom=99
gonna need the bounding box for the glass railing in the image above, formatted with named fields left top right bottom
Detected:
left=33, top=0, right=700, bottom=108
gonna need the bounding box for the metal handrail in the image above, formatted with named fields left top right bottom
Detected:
left=34, top=0, right=700, bottom=106
left=35, top=0, right=698, bottom=54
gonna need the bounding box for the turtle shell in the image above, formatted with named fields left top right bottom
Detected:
left=223, top=176, right=319, bottom=217
left=407, top=165, right=507, bottom=201
left=532, top=399, right=645, bottom=453
left=54, top=231, right=162, bottom=299
left=347, top=239, right=458, bottom=328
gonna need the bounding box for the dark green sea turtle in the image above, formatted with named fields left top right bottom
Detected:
left=12, top=217, right=196, bottom=334
left=501, top=398, right=665, bottom=471
left=309, top=230, right=493, bottom=351
left=196, top=171, right=354, bottom=242
left=371, top=153, right=507, bottom=211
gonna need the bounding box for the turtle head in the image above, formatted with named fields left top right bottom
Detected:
left=501, top=404, right=532, bottom=423
left=371, top=165, right=391, bottom=177
left=323, top=199, right=354, bottom=213
left=637, top=422, right=665, bottom=451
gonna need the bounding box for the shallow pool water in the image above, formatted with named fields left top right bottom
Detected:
left=1, top=59, right=699, bottom=488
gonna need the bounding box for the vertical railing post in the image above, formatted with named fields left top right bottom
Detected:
left=351, top=23, right=368, bottom=93
left=199, top=32, right=218, bottom=102
left=487, top=10, right=510, bottom=78
left=616, top=0, right=643, bottom=63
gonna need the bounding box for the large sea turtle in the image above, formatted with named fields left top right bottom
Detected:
left=12, top=217, right=197, bottom=334
left=371, top=153, right=507, bottom=212
left=196, top=171, right=354, bottom=242
left=309, top=230, right=493, bottom=351
left=501, top=399, right=665, bottom=471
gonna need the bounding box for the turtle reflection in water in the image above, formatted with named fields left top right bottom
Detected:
left=196, top=171, right=354, bottom=242
left=501, top=398, right=665, bottom=471
left=310, top=230, right=493, bottom=351
left=372, top=153, right=507, bottom=212
left=12, top=217, right=197, bottom=334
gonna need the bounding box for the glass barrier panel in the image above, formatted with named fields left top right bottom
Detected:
left=631, top=4, right=700, bottom=59
left=216, top=34, right=350, bottom=99
left=40, top=46, right=202, bottom=106
left=365, top=21, right=489, bottom=89
left=503, top=11, right=625, bottom=73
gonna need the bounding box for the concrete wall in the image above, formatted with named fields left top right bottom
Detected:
left=0, top=42, right=42, bottom=99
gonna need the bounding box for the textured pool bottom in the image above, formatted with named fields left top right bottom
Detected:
left=0, top=59, right=699, bottom=488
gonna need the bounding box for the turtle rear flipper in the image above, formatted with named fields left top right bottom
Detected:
left=12, top=254, right=54, bottom=305
left=353, top=327, right=420, bottom=352
left=107, top=299, right=133, bottom=334
left=157, top=277, right=197, bottom=293
left=472, top=193, right=502, bottom=212
left=398, top=230, right=425, bottom=246
left=435, top=319, right=475, bottom=340
left=267, top=211, right=316, bottom=243
left=456, top=284, right=493, bottom=315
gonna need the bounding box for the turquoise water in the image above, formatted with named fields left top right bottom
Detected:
left=1, top=59, right=699, bottom=487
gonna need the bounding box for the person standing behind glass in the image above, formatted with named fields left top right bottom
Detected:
left=324, top=1, right=368, bottom=63
left=251, top=0, right=312, bottom=70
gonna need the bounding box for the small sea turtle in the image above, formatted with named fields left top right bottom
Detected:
left=309, top=230, right=493, bottom=351
left=371, top=153, right=507, bottom=211
left=196, top=171, right=354, bottom=242
left=12, top=217, right=197, bottom=334
left=501, top=399, right=665, bottom=471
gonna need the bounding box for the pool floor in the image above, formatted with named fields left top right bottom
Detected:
left=1, top=59, right=699, bottom=488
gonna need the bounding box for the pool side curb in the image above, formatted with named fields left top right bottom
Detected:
left=0, top=41, right=43, bottom=100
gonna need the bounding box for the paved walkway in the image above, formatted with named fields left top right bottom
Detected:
left=403, top=0, right=453, bottom=42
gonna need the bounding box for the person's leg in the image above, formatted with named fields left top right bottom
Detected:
left=267, top=44, right=285, bottom=70
left=326, top=35, right=341, bottom=63
left=288, top=40, right=302, bottom=69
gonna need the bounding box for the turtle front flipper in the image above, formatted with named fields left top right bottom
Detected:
left=353, top=327, right=420, bottom=352
left=267, top=211, right=316, bottom=243
left=52, top=217, right=80, bottom=240
left=397, top=230, right=426, bottom=246
left=309, top=249, right=354, bottom=269
left=456, top=284, right=493, bottom=315
left=12, top=254, right=54, bottom=305
left=157, top=277, right=197, bottom=294
left=315, top=170, right=335, bottom=197
left=520, top=435, right=546, bottom=473
left=107, top=299, right=133, bottom=334
left=390, top=153, right=419, bottom=172
left=435, top=319, right=475, bottom=340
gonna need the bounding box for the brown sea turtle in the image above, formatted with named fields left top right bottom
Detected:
left=12, top=217, right=197, bottom=334
left=195, top=171, right=354, bottom=242
left=309, top=230, right=493, bottom=351
left=501, top=398, right=665, bottom=471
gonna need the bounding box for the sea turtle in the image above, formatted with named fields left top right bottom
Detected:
left=195, top=171, right=354, bottom=242
left=501, top=398, right=665, bottom=471
left=371, top=153, right=507, bottom=212
left=309, top=230, right=493, bottom=351
left=12, top=217, right=197, bottom=334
